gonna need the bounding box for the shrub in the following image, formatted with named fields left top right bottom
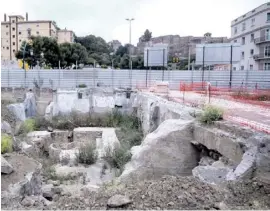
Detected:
left=77, top=84, right=87, bottom=88
left=104, top=146, right=131, bottom=172
left=199, top=105, right=223, bottom=125
left=76, top=143, right=98, bottom=165
left=1, top=134, right=13, bottom=154
left=18, top=118, right=37, bottom=134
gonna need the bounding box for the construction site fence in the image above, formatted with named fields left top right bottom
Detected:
left=1, top=68, right=270, bottom=90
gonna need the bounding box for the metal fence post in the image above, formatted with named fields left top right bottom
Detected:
left=111, top=68, right=114, bottom=88
left=58, top=69, right=60, bottom=88
left=229, top=45, right=233, bottom=89
left=146, top=49, right=149, bottom=88
left=7, top=68, right=10, bottom=88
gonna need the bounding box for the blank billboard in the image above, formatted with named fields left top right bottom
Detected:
left=144, top=44, right=168, bottom=67
left=195, top=43, right=241, bottom=65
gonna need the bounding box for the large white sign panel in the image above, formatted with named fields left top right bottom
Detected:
left=195, top=43, right=241, bottom=65
left=144, top=44, right=168, bottom=67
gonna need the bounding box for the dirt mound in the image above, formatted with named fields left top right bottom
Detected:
left=51, top=176, right=270, bottom=210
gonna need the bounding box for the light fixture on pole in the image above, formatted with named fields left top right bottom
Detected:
left=125, top=18, right=134, bottom=70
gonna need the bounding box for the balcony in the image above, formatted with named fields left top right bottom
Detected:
left=253, top=54, right=270, bottom=60
left=254, top=36, right=270, bottom=44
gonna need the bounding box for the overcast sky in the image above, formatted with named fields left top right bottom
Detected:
left=1, top=0, right=268, bottom=45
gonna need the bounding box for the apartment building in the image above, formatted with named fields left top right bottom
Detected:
left=1, top=13, right=74, bottom=61
left=137, top=35, right=228, bottom=57
left=57, top=28, right=75, bottom=44
left=231, top=2, right=270, bottom=70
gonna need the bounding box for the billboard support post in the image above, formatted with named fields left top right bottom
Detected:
left=229, top=45, right=233, bottom=89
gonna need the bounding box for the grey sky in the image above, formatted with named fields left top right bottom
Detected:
left=1, top=0, right=268, bottom=45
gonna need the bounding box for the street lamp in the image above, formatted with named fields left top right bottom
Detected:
left=126, top=18, right=134, bottom=70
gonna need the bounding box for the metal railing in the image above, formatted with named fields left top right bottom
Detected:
left=254, top=36, right=270, bottom=44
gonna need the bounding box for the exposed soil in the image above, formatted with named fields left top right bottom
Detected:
left=1, top=153, right=40, bottom=191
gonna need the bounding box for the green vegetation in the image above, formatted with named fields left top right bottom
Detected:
left=199, top=105, right=223, bottom=125
left=27, top=110, right=143, bottom=171
left=18, top=118, right=37, bottom=135
left=77, top=84, right=87, bottom=88
left=1, top=134, right=13, bottom=154
left=76, top=143, right=98, bottom=165
left=43, top=166, right=77, bottom=183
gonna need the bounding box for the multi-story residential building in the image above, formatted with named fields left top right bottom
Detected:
left=136, top=35, right=228, bottom=57
left=231, top=2, right=270, bottom=70
left=1, top=13, right=74, bottom=61
left=57, top=28, right=75, bottom=44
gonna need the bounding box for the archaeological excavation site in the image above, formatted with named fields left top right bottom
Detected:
left=1, top=85, right=270, bottom=210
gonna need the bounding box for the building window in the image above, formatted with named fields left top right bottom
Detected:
left=233, top=67, right=236, bottom=71
left=250, top=65, right=253, bottom=70
left=36, top=24, right=39, bottom=27
left=13, top=49, right=15, bottom=52
left=241, top=37, right=245, bottom=45
left=6, top=32, right=8, bottom=35
left=3, top=46, right=5, bottom=49
left=234, top=27, right=237, bottom=34
left=242, top=22, right=246, bottom=31
left=250, top=49, right=254, bottom=55
left=12, top=27, right=15, bottom=31
left=19, top=39, right=21, bottom=42
left=6, top=25, right=8, bottom=28
left=264, top=63, right=270, bottom=70
left=241, top=66, right=244, bottom=70
left=36, top=31, right=39, bottom=35
left=12, top=20, right=15, bottom=23
left=265, top=46, right=270, bottom=57
left=12, top=35, right=15, bottom=38
left=251, top=18, right=255, bottom=26
left=13, top=42, right=15, bottom=46
left=6, top=40, right=8, bottom=43
left=19, top=31, right=21, bottom=35
left=234, top=39, right=237, bottom=43
left=267, top=13, right=270, bottom=21
left=241, top=51, right=245, bottom=59
left=7, top=47, right=9, bottom=50
left=250, top=34, right=254, bottom=42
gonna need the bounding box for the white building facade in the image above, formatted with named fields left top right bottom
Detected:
left=231, top=2, right=270, bottom=70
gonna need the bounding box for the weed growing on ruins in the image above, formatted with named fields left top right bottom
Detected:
left=104, top=146, right=132, bottom=172
left=199, top=105, right=223, bottom=124
left=18, top=118, right=37, bottom=135
left=43, top=165, right=77, bottom=183
left=1, top=134, right=13, bottom=154
left=76, top=143, right=98, bottom=165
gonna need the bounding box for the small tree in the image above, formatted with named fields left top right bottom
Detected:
left=141, top=29, right=152, bottom=42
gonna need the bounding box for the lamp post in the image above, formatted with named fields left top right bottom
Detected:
left=126, top=18, right=134, bottom=88
left=126, top=18, right=134, bottom=70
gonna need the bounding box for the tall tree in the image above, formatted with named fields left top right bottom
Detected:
left=141, top=29, right=152, bottom=42
left=204, top=32, right=212, bottom=37
left=75, top=35, right=111, bottom=65
left=16, top=36, right=60, bottom=68
left=59, top=43, right=88, bottom=68
left=115, top=44, right=129, bottom=57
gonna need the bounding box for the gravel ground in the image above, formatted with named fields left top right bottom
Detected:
left=50, top=176, right=270, bottom=210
